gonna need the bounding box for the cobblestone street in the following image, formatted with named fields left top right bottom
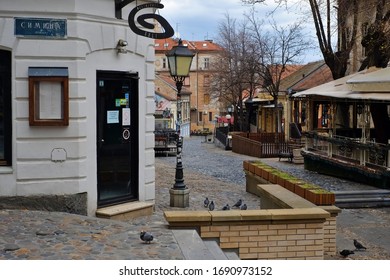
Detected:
left=1, top=136, right=390, bottom=259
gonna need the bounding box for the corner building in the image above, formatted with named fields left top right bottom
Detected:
left=0, top=0, right=157, bottom=216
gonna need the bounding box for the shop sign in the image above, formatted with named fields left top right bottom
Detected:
left=14, top=17, right=67, bottom=38
left=116, top=0, right=174, bottom=39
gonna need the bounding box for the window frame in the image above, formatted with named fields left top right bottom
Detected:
left=28, top=68, right=69, bottom=126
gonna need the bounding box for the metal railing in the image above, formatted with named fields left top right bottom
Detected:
left=304, top=131, right=390, bottom=170
left=232, top=132, right=288, bottom=158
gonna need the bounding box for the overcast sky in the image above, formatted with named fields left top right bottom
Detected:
left=158, top=0, right=323, bottom=63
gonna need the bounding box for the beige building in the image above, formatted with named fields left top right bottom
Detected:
left=154, top=38, right=223, bottom=133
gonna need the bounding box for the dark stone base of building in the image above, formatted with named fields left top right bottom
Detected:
left=0, top=192, right=87, bottom=215
left=302, top=151, right=390, bottom=189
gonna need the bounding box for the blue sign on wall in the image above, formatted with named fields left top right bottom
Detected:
left=14, top=18, right=67, bottom=38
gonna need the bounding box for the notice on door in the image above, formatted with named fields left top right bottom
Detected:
left=107, top=110, right=119, bottom=124
left=122, top=108, right=131, bottom=126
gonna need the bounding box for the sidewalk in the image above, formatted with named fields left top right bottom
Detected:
left=1, top=137, right=389, bottom=259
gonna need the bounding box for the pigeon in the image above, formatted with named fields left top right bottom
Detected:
left=204, top=197, right=209, bottom=208
left=353, top=239, right=367, bottom=250
left=240, top=203, right=247, bottom=210
left=222, top=204, right=230, bottom=210
left=232, top=199, right=242, bottom=208
left=208, top=201, right=215, bottom=211
left=140, top=231, right=154, bottom=244
left=339, top=249, right=354, bottom=258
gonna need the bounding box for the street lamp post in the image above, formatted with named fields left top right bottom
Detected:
left=166, top=39, right=194, bottom=208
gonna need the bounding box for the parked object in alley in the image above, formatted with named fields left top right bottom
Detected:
left=140, top=231, right=154, bottom=244
left=354, top=239, right=367, bottom=250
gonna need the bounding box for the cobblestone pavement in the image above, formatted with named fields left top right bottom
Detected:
left=1, top=136, right=389, bottom=259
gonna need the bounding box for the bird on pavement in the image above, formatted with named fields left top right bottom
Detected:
left=240, top=204, right=247, bottom=210
left=222, top=204, right=230, bottom=210
left=339, top=249, right=354, bottom=258
left=232, top=199, right=242, bottom=208
left=140, top=231, right=154, bottom=244
left=204, top=197, right=209, bottom=208
left=208, top=201, right=215, bottom=211
left=353, top=239, right=367, bottom=250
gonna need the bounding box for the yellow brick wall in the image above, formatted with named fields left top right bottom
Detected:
left=323, top=216, right=337, bottom=255
left=165, top=206, right=338, bottom=260
left=201, top=222, right=325, bottom=260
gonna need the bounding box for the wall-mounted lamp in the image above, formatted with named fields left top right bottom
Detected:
left=116, top=39, right=128, bottom=54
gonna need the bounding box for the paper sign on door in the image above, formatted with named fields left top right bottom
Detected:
left=122, top=108, right=131, bottom=126
left=107, top=110, right=119, bottom=124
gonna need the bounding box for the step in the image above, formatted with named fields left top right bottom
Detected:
left=203, top=239, right=240, bottom=260
left=172, top=229, right=239, bottom=260
left=335, top=197, right=390, bottom=208
left=334, top=190, right=390, bottom=208
left=96, top=201, right=154, bottom=220
left=203, top=240, right=229, bottom=260
left=172, top=229, right=217, bottom=260
left=335, top=190, right=390, bottom=198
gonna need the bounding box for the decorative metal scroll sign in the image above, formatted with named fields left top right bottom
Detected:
left=115, top=0, right=174, bottom=39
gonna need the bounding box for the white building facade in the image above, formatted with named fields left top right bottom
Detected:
left=0, top=0, right=160, bottom=216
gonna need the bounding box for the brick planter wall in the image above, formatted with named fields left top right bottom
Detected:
left=165, top=208, right=330, bottom=260
left=244, top=160, right=335, bottom=206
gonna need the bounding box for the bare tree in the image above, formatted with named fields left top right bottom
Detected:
left=242, top=0, right=359, bottom=80
left=210, top=14, right=262, bottom=131
left=360, top=0, right=390, bottom=69
left=211, top=11, right=310, bottom=132
left=249, top=12, right=311, bottom=132
left=243, top=0, right=390, bottom=143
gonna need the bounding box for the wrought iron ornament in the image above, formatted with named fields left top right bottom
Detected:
left=115, top=0, right=174, bottom=39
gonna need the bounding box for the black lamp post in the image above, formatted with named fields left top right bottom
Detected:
left=166, top=39, right=194, bottom=207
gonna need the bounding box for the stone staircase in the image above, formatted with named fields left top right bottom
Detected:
left=335, top=190, right=390, bottom=208
left=172, top=229, right=239, bottom=260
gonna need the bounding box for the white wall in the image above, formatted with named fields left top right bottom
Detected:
left=0, top=0, right=156, bottom=215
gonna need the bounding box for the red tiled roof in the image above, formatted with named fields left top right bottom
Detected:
left=187, top=40, right=223, bottom=51
left=155, top=38, right=223, bottom=52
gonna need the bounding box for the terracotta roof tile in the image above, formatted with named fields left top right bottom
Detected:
left=155, top=38, right=223, bottom=52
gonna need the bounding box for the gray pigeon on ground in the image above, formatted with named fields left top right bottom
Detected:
left=240, top=203, right=247, bottom=210
left=339, top=249, right=354, bottom=258
left=140, top=231, right=153, bottom=244
left=208, top=201, right=215, bottom=211
left=222, top=204, right=230, bottom=210
left=204, top=197, right=209, bottom=208
left=232, top=199, right=242, bottom=208
left=353, top=239, right=367, bottom=250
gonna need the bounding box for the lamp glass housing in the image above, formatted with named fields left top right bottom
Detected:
left=166, top=40, right=194, bottom=78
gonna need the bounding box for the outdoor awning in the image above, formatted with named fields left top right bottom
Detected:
left=292, top=67, right=390, bottom=101
left=217, top=116, right=234, bottom=123
left=347, top=67, right=390, bottom=92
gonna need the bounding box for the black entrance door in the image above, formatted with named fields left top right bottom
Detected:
left=96, top=71, right=139, bottom=206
